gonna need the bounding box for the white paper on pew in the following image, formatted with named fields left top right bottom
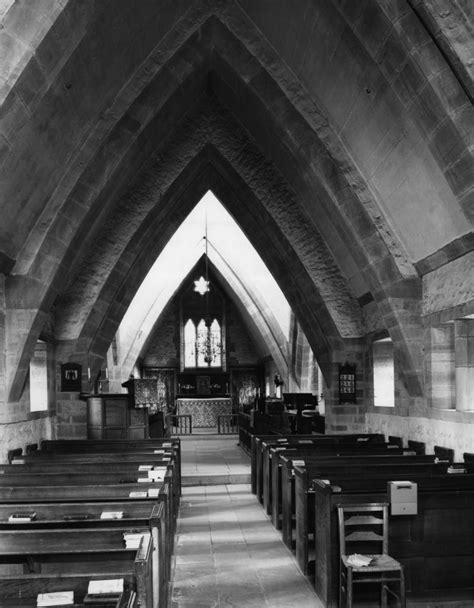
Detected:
left=129, top=491, right=147, bottom=498
left=9, top=511, right=36, bottom=522
left=138, top=464, right=153, bottom=471
left=148, top=470, right=165, bottom=481
left=148, top=488, right=160, bottom=498
left=292, top=460, right=305, bottom=466
left=347, top=553, right=372, bottom=567
left=162, top=442, right=172, bottom=447
left=100, top=511, right=123, bottom=519
left=37, top=590, right=74, bottom=606
left=87, top=578, right=124, bottom=595
left=123, top=533, right=143, bottom=549
left=448, top=466, right=466, bottom=474
left=137, top=477, right=150, bottom=483
left=153, top=450, right=165, bottom=454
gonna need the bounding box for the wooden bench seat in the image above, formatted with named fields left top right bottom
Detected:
left=15, top=439, right=181, bottom=496
left=252, top=433, right=385, bottom=502
left=40, top=439, right=179, bottom=452
left=11, top=452, right=180, bottom=519
left=312, top=473, right=474, bottom=607
left=39, top=440, right=181, bottom=482
left=0, top=439, right=182, bottom=608
left=293, top=460, right=450, bottom=574
left=0, top=501, right=169, bottom=607
left=262, top=442, right=408, bottom=518
left=0, top=469, right=171, bottom=486
left=0, top=573, right=137, bottom=607
left=272, top=450, right=436, bottom=537
left=0, top=463, right=176, bottom=527
left=0, top=528, right=154, bottom=607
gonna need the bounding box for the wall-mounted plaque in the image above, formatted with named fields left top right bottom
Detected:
left=61, top=363, right=82, bottom=392
left=339, top=362, right=356, bottom=404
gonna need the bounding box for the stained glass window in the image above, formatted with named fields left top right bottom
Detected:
left=184, top=317, right=221, bottom=368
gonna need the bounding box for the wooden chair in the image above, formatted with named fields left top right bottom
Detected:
left=337, top=503, right=405, bottom=608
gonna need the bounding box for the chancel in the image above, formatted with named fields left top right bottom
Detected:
left=0, top=1, right=472, bottom=607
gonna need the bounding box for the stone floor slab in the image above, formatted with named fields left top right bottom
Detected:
left=171, top=435, right=323, bottom=607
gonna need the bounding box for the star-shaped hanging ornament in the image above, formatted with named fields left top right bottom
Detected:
left=194, top=276, right=210, bottom=296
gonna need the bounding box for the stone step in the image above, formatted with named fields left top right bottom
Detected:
left=182, top=473, right=251, bottom=486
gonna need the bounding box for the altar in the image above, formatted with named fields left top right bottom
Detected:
left=176, top=397, right=232, bottom=428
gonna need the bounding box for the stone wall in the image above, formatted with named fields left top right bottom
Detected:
left=366, top=411, right=474, bottom=461
left=142, top=292, right=261, bottom=369
left=0, top=414, right=54, bottom=463
left=55, top=393, right=87, bottom=440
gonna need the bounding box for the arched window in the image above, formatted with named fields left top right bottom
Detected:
left=184, top=319, right=197, bottom=368
left=30, top=340, right=49, bottom=412
left=196, top=319, right=208, bottom=368
left=373, top=337, right=394, bottom=407
left=184, top=317, right=222, bottom=368
left=209, top=319, right=222, bottom=367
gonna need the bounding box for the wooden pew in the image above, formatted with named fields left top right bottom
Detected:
left=40, top=439, right=180, bottom=474
left=2, top=440, right=181, bottom=607
left=0, top=501, right=169, bottom=607
left=388, top=435, right=404, bottom=448
left=0, top=464, right=176, bottom=546
left=262, top=439, right=404, bottom=515
left=2, top=458, right=176, bottom=520
left=407, top=439, right=426, bottom=455
left=0, top=573, right=137, bottom=607
left=272, top=449, right=434, bottom=537
left=312, top=473, right=474, bottom=608
left=11, top=451, right=180, bottom=525
left=0, top=469, right=171, bottom=487
left=40, top=439, right=178, bottom=450
left=293, top=459, right=449, bottom=575
left=252, top=433, right=385, bottom=503
left=6, top=449, right=22, bottom=464
left=0, top=476, right=174, bottom=565
left=24, top=439, right=182, bottom=496
left=0, top=528, right=154, bottom=607
left=434, top=444, right=455, bottom=462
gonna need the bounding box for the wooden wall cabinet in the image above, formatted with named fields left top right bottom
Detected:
left=86, top=394, right=149, bottom=439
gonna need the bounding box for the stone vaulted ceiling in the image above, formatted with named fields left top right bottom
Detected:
left=0, top=0, right=472, bottom=403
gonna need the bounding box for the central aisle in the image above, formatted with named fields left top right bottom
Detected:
left=171, top=436, right=324, bottom=607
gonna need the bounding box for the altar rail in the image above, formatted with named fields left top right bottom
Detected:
left=166, top=415, right=192, bottom=435
left=218, top=414, right=238, bottom=434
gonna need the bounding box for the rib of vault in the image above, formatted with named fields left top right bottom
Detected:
left=53, top=97, right=363, bottom=352
left=117, top=195, right=292, bottom=380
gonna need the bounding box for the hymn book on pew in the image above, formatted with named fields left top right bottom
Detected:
left=37, top=590, right=74, bottom=606
left=100, top=511, right=123, bottom=519
left=9, top=511, right=36, bottom=522
left=123, top=531, right=144, bottom=549
left=83, top=578, right=124, bottom=606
